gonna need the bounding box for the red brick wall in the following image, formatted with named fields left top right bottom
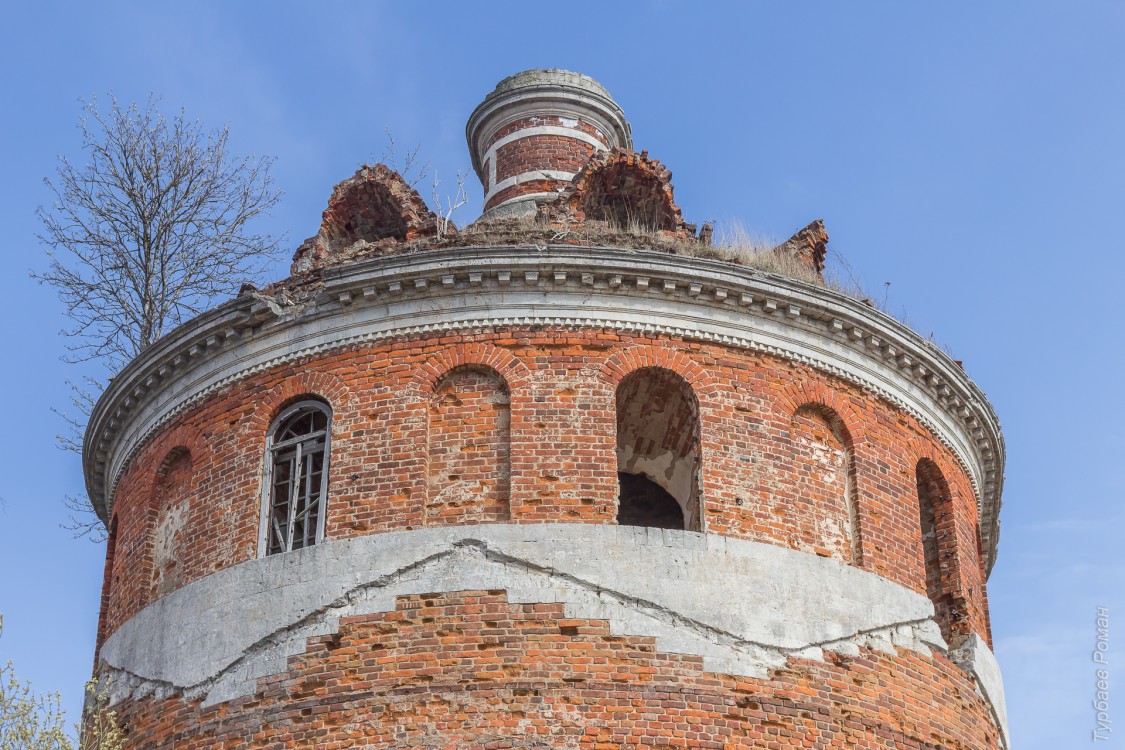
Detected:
left=483, top=116, right=609, bottom=209
left=780, top=404, right=858, bottom=563
left=112, top=590, right=1001, bottom=749
left=426, top=366, right=511, bottom=524
left=494, top=135, right=597, bottom=183
left=101, top=328, right=991, bottom=647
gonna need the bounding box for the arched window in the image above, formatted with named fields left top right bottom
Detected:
left=615, top=367, right=701, bottom=531
left=262, top=400, right=332, bottom=556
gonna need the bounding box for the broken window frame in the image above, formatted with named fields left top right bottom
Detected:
left=259, top=399, right=332, bottom=556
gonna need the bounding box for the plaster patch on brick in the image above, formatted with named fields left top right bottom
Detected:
left=98, top=525, right=972, bottom=711
left=151, top=499, right=188, bottom=597
left=951, top=633, right=1010, bottom=747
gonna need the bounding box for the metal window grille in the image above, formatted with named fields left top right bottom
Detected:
left=262, top=401, right=331, bottom=555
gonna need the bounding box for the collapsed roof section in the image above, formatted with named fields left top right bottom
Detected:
left=556, top=148, right=691, bottom=237
left=291, top=164, right=439, bottom=275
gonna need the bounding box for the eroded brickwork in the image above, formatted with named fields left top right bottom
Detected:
left=100, top=328, right=990, bottom=647
left=426, top=366, right=511, bottom=524
left=150, top=450, right=194, bottom=599
left=560, top=148, right=688, bottom=234
left=781, top=405, right=857, bottom=563
left=113, top=590, right=1000, bottom=749
left=290, top=164, right=439, bottom=274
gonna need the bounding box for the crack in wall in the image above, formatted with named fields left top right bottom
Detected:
left=100, top=535, right=949, bottom=708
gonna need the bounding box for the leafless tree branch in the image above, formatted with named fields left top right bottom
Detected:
left=431, top=170, right=467, bottom=240
left=33, top=94, right=284, bottom=372
left=32, top=95, right=284, bottom=540
left=380, top=127, right=429, bottom=188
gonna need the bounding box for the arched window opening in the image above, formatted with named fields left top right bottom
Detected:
left=917, top=458, right=955, bottom=641
left=426, top=366, right=511, bottom=524
left=789, top=404, right=859, bottom=563
left=262, top=400, right=332, bottom=556
left=615, top=367, right=700, bottom=531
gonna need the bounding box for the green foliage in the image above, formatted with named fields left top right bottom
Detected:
left=0, top=663, right=124, bottom=750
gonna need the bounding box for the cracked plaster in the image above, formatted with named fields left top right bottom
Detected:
left=98, top=524, right=985, bottom=711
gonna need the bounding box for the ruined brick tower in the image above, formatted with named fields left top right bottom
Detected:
left=86, top=69, right=1009, bottom=748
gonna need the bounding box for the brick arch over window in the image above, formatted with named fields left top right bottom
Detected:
left=118, top=422, right=211, bottom=510
left=243, top=370, right=351, bottom=438
left=615, top=366, right=701, bottom=531
left=149, top=447, right=194, bottom=599
left=774, top=381, right=867, bottom=444
left=407, top=342, right=531, bottom=397
left=599, top=346, right=713, bottom=397
left=917, top=457, right=960, bottom=642
left=786, top=403, right=861, bottom=564
left=426, top=364, right=511, bottom=525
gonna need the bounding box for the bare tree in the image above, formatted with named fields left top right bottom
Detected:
left=380, top=128, right=467, bottom=237
left=431, top=170, right=468, bottom=240
left=34, top=95, right=283, bottom=371
left=34, top=95, right=284, bottom=538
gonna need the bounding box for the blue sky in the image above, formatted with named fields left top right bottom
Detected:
left=1, top=2, right=1122, bottom=747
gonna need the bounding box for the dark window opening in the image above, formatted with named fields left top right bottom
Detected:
left=617, top=472, right=685, bottom=530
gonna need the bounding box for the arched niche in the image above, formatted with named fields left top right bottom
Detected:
left=426, top=365, right=511, bottom=524
left=789, top=404, right=859, bottom=563
left=917, top=458, right=956, bottom=641
left=149, top=447, right=193, bottom=599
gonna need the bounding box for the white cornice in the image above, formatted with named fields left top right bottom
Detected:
left=84, top=246, right=1005, bottom=572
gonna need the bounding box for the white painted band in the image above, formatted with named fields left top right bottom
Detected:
left=484, top=169, right=576, bottom=205
left=99, top=524, right=950, bottom=707
left=98, top=524, right=1007, bottom=745
left=483, top=125, right=608, bottom=192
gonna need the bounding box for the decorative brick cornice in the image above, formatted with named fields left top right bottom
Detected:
left=84, top=245, right=1005, bottom=571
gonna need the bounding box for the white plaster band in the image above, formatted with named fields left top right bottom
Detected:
left=98, top=525, right=1006, bottom=746
left=484, top=125, right=609, bottom=191
left=488, top=193, right=560, bottom=212
left=484, top=169, right=576, bottom=205
left=99, top=525, right=940, bottom=701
